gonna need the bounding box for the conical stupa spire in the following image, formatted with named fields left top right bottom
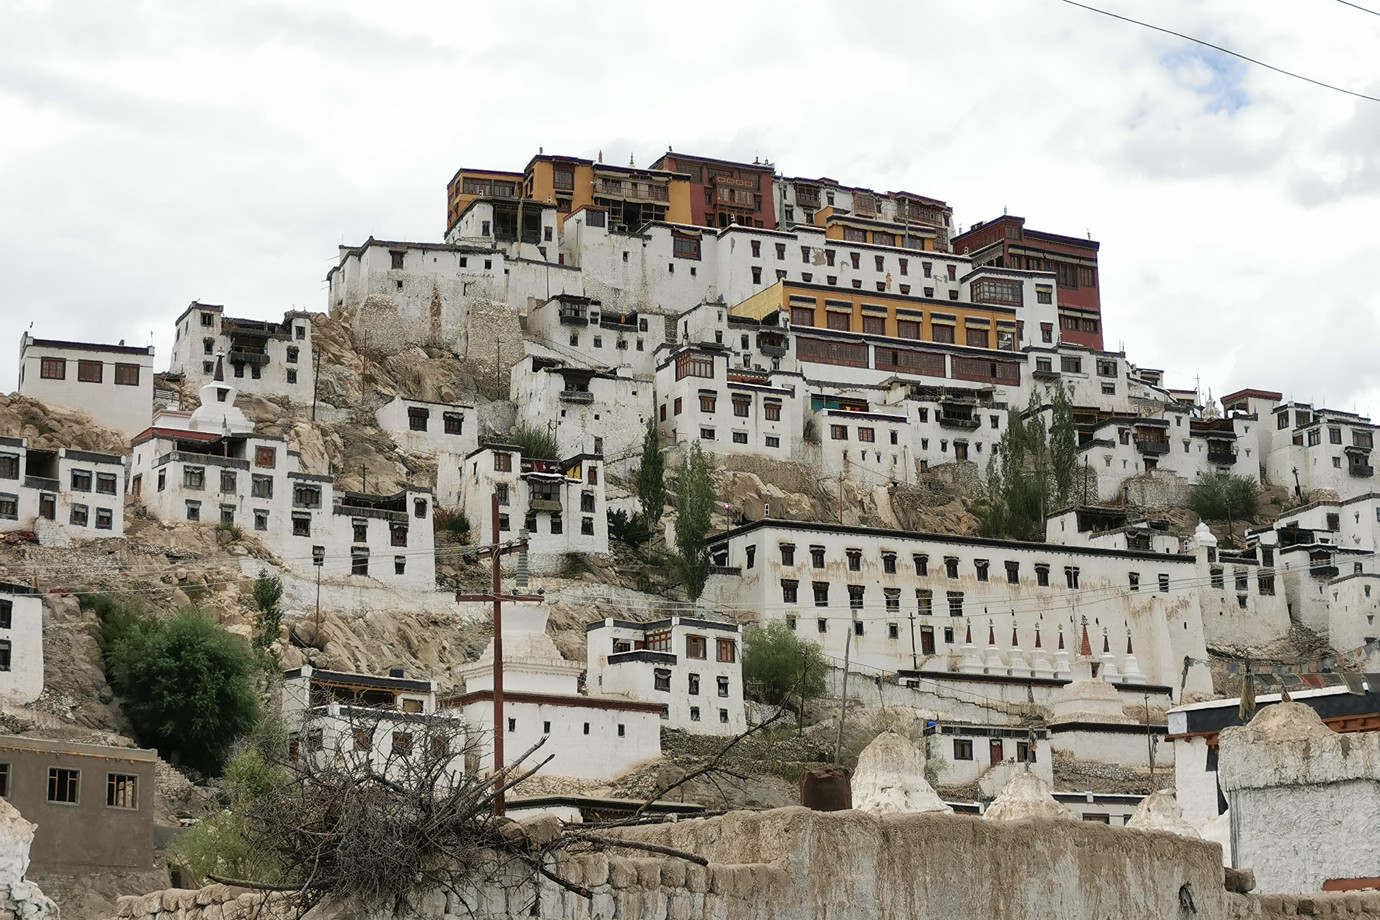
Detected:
left=1078, top=616, right=1093, bottom=657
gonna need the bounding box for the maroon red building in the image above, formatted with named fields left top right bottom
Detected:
left=651, top=152, right=776, bottom=230
left=953, top=216, right=1104, bottom=350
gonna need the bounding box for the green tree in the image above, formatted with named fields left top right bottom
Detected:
left=1049, top=380, right=1079, bottom=506
left=168, top=746, right=290, bottom=886
left=743, top=622, right=828, bottom=728
left=674, top=443, right=716, bottom=600
left=633, top=420, right=667, bottom=527
left=978, top=392, right=1052, bottom=540
left=1187, top=471, right=1260, bottom=544
left=103, top=607, right=262, bottom=774
left=251, top=570, right=284, bottom=653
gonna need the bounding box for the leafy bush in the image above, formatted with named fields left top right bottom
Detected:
left=507, top=425, right=560, bottom=461
left=169, top=746, right=290, bottom=885
left=433, top=508, right=471, bottom=540
left=252, top=570, right=284, bottom=653
left=101, top=605, right=262, bottom=774
left=1188, top=471, right=1260, bottom=542
left=743, top=621, right=828, bottom=723
left=608, top=508, right=654, bottom=545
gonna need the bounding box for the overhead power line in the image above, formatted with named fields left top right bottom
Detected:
left=1057, top=0, right=1380, bottom=104
left=1332, top=0, right=1380, bottom=18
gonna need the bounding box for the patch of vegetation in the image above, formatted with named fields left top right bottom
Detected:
left=673, top=443, right=716, bottom=600
left=251, top=569, right=284, bottom=654
left=507, top=424, right=560, bottom=461
left=216, top=521, right=244, bottom=544
left=97, top=601, right=262, bottom=774
left=1188, top=471, right=1260, bottom=544
left=433, top=508, right=471, bottom=540
left=743, top=621, right=828, bottom=727
left=633, top=420, right=666, bottom=527
left=21, top=413, right=52, bottom=436
left=977, top=382, right=1078, bottom=540
left=608, top=508, right=654, bottom=545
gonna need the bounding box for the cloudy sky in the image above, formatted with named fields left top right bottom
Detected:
left=2, top=0, right=1378, bottom=412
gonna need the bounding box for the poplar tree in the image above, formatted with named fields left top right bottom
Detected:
left=674, top=443, right=716, bottom=600
left=633, top=420, right=666, bottom=526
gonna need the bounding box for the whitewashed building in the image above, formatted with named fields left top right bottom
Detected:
left=442, top=605, right=662, bottom=781
left=327, top=235, right=580, bottom=355
left=129, top=359, right=436, bottom=589
left=282, top=665, right=468, bottom=779
left=375, top=396, right=478, bottom=458
left=17, top=333, right=155, bottom=439
left=924, top=721, right=1052, bottom=795
left=456, top=444, right=607, bottom=574
left=585, top=616, right=747, bottom=736
left=524, top=295, right=666, bottom=379
left=0, top=582, right=43, bottom=705
left=167, top=303, right=315, bottom=403
left=509, top=353, right=649, bottom=469
left=0, top=436, right=125, bottom=540
left=699, top=519, right=1214, bottom=701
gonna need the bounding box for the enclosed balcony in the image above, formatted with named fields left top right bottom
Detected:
left=938, top=407, right=981, bottom=430
left=595, top=179, right=669, bottom=202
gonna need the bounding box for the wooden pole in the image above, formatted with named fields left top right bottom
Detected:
left=491, top=492, right=506, bottom=816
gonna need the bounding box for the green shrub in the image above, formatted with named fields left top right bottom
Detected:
left=251, top=570, right=284, bottom=653
left=608, top=508, right=654, bottom=545
left=743, top=621, right=828, bottom=723
left=101, top=606, right=262, bottom=774
left=507, top=425, right=560, bottom=461
left=433, top=508, right=471, bottom=539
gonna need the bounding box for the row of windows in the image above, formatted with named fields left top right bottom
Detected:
left=753, top=266, right=960, bottom=296
left=494, top=512, right=598, bottom=536
left=406, top=408, right=465, bottom=435
left=37, top=358, right=141, bottom=386
left=67, top=504, right=115, bottom=530
left=566, top=332, right=646, bottom=351
left=653, top=670, right=733, bottom=697
left=67, top=469, right=119, bottom=494
left=0, top=764, right=139, bottom=809
left=663, top=392, right=783, bottom=420
left=769, top=545, right=1184, bottom=593
left=676, top=427, right=782, bottom=448
left=747, top=240, right=955, bottom=279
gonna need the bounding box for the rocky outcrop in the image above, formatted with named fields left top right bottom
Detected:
left=0, top=798, right=59, bottom=920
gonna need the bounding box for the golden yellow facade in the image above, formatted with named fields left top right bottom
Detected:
left=733, top=282, right=1018, bottom=352
left=449, top=155, right=694, bottom=234
left=816, top=206, right=937, bottom=252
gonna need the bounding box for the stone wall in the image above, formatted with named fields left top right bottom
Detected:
left=110, top=807, right=1242, bottom=920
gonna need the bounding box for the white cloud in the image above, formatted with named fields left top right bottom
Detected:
left=1, top=0, right=1377, bottom=419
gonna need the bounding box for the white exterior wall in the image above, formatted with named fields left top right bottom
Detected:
left=327, top=237, right=580, bottom=354
left=0, top=438, right=126, bottom=540
left=525, top=298, right=666, bottom=378
left=699, top=521, right=1214, bottom=700
left=130, top=433, right=435, bottom=589
left=454, top=697, right=661, bottom=781
left=168, top=305, right=315, bottom=404
left=654, top=349, right=804, bottom=462
left=459, top=447, right=608, bottom=573
left=1326, top=572, right=1380, bottom=650
left=585, top=617, right=747, bottom=736
left=1263, top=404, right=1379, bottom=500
left=376, top=396, right=478, bottom=458
left=16, top=335, right=154, bottom=439
left=558, top=216, right=724, bottom=316
left=1169, top=735, right=1222, bottom=831
left=1219, top=707, right=1380, bottom=894
left=1049, top=727, right=1163, bottom=770
left=0, top=588, right=43, bottom=705
left=509, top=360, right=650, bottom=467
left=924, top=726, right=1053, bottom=792
left=1193, top=544, right=1292, bottom=649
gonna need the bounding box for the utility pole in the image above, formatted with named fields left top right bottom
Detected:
left=908, top=608, right=918, bottom=670
left=312, top=545, right=325, bottom=640
left=1144, top=690, right=1155, bottom=786
left=833, top=617, right=853, bottom=765
left=454, top=493, right=539, bottom=815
